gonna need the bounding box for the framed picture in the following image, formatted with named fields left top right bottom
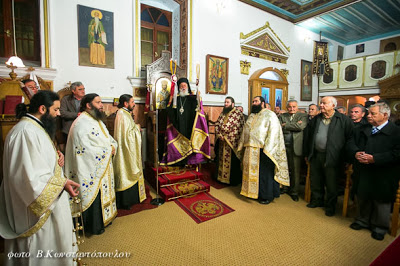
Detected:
left=206, top=54, right=229, bottom=95
left=301, top=60, right=312, bottom=101
left=275, top=88, right=283, bottom=109
left=261, top=87, right=270, bottom=104
left=155, top=77, right=171, bottom=109
left=78, top=5, right=114, bottom=68
left=356, top=43, right=364, bottom=54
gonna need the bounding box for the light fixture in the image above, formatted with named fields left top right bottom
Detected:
left=6, top=0, right=25, bottom=79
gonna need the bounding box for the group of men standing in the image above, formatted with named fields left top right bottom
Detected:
left=0, top=84, right=146, bottom=264
left=215, top=95, right=399, bottom=241
left=1, top=80, right=399, bottom=265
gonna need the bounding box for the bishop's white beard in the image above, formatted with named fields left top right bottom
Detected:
left=179, top=91, right=189, bottom=97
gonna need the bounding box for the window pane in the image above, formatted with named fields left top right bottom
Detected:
left=141, top=27, right=153, bottom=41
left=149, top=8, right=161, bottom=22
left=157, top=14, right=169, bottom=27
left=157, top=31, right=169, bottom=44
left=141, top=9, right=153, bottom=23
left=141, top=55, right=153, bottom=66
left=156, top=31, right=169, bottom=58
left=259, top=71, right=283, bottom=81
left=141, top=41, right=153, bottom=56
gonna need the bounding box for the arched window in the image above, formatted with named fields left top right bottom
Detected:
left=141, top=4, right=172, bottom=66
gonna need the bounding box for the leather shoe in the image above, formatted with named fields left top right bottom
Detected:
left=350, top=222, right=364, bottom=230
left=289, top=194, right=299, bottom=202
left=306, top=202, right=324, bottom=208
left=325, top=209, right=335, bottom=217
left=258, top=199, right=271, bottom=205
left=371, top=231, right=385, bottom=241
left=280, top=187, right=288, bottom=195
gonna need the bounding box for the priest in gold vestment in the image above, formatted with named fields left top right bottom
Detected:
left=238, top=96, right=289, bottom=204
left=65, top=93, right=118, bottom=235
left=113, top=94, right=146, bottom=209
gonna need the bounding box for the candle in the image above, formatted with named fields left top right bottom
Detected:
left=196, top=63, right=200, bottom=79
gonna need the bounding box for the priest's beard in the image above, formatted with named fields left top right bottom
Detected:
left=87, top=105, right=106, bottom=121
left=223, top=106, right=233, bottom=114
left=179, top=91, right=189, bottom=97
left=251, top=104, right=262, bottom=114
left=40, top=112, right=56, bottom=140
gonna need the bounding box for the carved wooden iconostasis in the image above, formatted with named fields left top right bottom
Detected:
left=145, top=51, right=186, bottom=166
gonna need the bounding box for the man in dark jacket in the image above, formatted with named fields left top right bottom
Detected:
left=60, top=81, right=86, bottom=141
left=347, top=102, right=400, bottom=241
left=349, top=104, right=368, bottom=129
left=304, top=96, right=353, bottom=216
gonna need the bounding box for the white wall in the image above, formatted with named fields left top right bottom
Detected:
left=49, top=0, right=134, bottom=99
left=192, top=0, right=320, bottom=112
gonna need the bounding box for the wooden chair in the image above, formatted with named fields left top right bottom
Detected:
left=304, top=162, right=311, bottom=202
left=56, top=86, right=72, bottom=153
left=390, top=181, right=400, bottom=237
left=304, top=162, right=353, bottom=218
left=342, top=165, right=353, bottom=217
left=341, top=167, right=400, bottom=237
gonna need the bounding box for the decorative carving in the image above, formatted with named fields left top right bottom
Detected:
left=174, top=0, right=188, bottom=71
left=240, top=60, right=251, bottom=75
left=240, top=21, right=290, bottom=63
left=280, top=68, right=289, bottom=77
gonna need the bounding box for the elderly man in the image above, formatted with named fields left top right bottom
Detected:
left=214, top=97, right=245, bottom=185
left=0, top=91, right=79, bottom=265
left=308, top=103, right=320, bottom=120
left=162, top=77, right=210, bottom=165
left=60, top=81, right=86, bottom=142
left=238, top=96, right=289, bottom=204
left=347, top=102, right=400, bottom=240
left=279, top=100, right=308, bottom=201
left=65, top=93, right=118, bottom=235
left=113, top=94, right=146, bottom=209
left=350, top=104, right=368, bottom=129
left=304, top=96, right=353, bottom=216
left=336, top=106, right=347, bottom=115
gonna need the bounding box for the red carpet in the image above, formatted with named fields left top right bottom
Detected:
left=174, top=192, right=235, bottom=223
left=117, top=184, right=158, bottom=217
left=160, top=180, right=210, bottom=201
left=370, top=235, right=400, bottom=265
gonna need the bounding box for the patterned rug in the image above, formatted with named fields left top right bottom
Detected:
left=174, top=192, right=234, bottom=223
left=117, top=184, right=158, bottom=217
